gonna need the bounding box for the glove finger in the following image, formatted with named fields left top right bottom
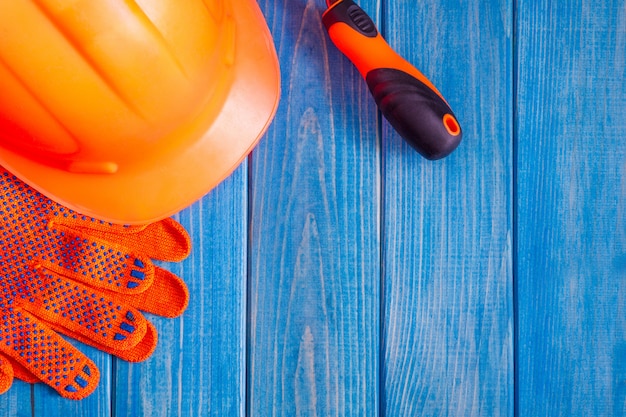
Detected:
left=0, top=353, right=14, bottom=394
left=39, top=227, right=189, bottom=315
left=0, top=308, right=99, bottom=400
left=50, top=320, right=158, bottom=363
left=24, top=267, right=149, bottom=353
left=39, top=225, right=156, bottom=295
left=103, top=266, right=189, bottom=318
left=55, top=217, right=191, bottom=262
left=7, top=321, right=157, bottom=388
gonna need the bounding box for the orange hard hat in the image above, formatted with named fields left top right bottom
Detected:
left=0, top=0, right=280, bottom=224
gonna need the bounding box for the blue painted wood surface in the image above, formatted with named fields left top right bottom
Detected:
left=516, top=2, right=626, bottom=416
left=0, top=0, right=624, bottom=416
left=381, top=0, right=513, bottom=415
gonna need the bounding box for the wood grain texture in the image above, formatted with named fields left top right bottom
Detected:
left=516, top=2, right=626, bottom=416
left=0, top=381, right=31, bottom=417
left=248, top=0, right=380, bottom=415
left=5, top=1, right=626, bottom=416
left=114, top=168, right=248, bottom=417
left=381, top=0, right=513, bottom=416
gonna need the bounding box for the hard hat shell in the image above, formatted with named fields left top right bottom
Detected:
left=0, top=0, right=280, bottom=224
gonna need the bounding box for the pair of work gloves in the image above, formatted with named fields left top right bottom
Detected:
left=0, top=166, right=191, bottom=399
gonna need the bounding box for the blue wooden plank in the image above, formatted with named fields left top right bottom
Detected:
left=248, top=0, right=380, bottom=415
left=113, top=168, right=248, bottom=417
left=0, top=381, right=33, bottom=417
left=516, top=2, right=626, bottom=416
left=381, top=0, right=514, bottom=415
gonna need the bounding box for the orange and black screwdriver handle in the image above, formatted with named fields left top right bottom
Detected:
left=322, top=0, right=462, bottom=159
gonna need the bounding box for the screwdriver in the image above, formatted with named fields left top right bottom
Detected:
left=322, top=0, right=462, bottom=159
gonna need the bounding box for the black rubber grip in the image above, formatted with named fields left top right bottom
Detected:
left=322, top=0, right=378, bottom=38
left=366, top=68, right=462, bottom=159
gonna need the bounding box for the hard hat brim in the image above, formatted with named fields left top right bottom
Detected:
left=0, top=1, right=280, bottom=224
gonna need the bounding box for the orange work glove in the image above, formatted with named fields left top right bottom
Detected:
left=0, top=167, right=190, bottom=399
